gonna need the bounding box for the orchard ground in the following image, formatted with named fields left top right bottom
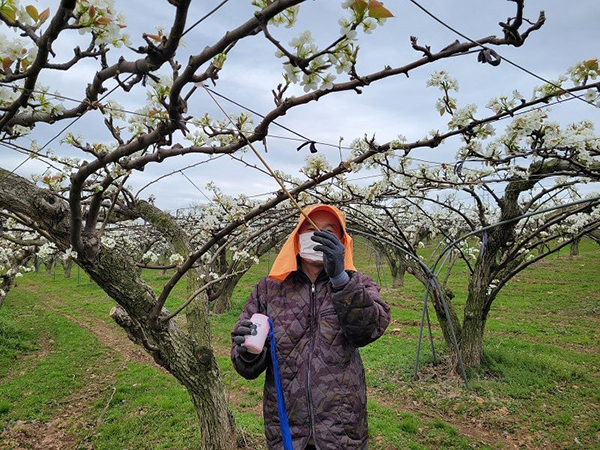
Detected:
left=0, top=237, right=599, bottom=450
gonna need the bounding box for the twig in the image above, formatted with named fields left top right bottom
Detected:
left=96, top=386, right=117, bottom=425
left=200, top=84, right=320, bottom=230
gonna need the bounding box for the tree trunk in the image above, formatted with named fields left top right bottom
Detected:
left=185, top=273, right=237, bottom=449
left=391, top=260, right=406, bottom=288
left=110, top=303, right=236, bottom=450
left=453, top=177, right=530, bottom=369
left=460, top=291, right=488, bottom=367
left=383, top=248, right=406, bottom=288
left=189, top=359, right=237, bottom=449
left=212, top=273, right=244, bottom=314
left=570, top=238, right=580, bottom=257
left=457, top=245, right=498, bottom=369
left=405, top=258, right=462, bottom=350
left=44, top=258, right=55, bottom=274
left=135, top=200, right=238, bottom=449
left=0, top=275, right=11, bottom=307
left=212, top=285, right=233, bottom=314
left=185, top=284, right=236, bottom=449
left=62, top=258, right=73, bottom=278
left=161, top=255, right=169, bottom=276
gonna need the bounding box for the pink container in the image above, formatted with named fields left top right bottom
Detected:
left=242, top=313, right=271, bottom=354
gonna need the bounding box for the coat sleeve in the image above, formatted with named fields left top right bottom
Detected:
left=230, top=278, right=269, bottom=380
left=329, top=271, right=390, bottom=348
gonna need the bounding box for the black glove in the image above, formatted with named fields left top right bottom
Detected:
left=232, top=319, right=254, bottom=356
left=311, top=230, right=348, bottom=286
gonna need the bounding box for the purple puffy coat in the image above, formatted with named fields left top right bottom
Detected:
left=231, top=269, right=390, bottom=449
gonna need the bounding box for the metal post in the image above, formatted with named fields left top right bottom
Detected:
left=425, top=303, right=436, bottom=364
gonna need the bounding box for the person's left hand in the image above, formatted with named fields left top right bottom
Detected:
left=311, top=230, right=345, bottom=278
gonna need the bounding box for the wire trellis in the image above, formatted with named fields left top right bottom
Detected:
left=347, top=193, right=600, bottom=388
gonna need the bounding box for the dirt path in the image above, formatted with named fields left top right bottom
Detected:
left=2, top=369, right=118, bottom=450
left=1, top=337, right=121, bottom=450
left=30, top=287, right=162, bottom=369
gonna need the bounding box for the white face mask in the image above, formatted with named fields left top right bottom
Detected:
left=298, top=232, right=324, bottom=264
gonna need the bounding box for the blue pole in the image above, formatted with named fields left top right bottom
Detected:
left=268, top=317, right=293, bottom=450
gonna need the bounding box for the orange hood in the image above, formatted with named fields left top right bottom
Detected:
left=268, top=204, right=355, bottom=282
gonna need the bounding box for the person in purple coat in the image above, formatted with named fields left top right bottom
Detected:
left=231, top=204, right=391, bottom=450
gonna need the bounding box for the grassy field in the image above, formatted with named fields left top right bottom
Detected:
left=0, top=237, right=599, bottom=449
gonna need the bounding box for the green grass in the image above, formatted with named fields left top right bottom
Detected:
left=0, top=288, right=106, bottom=423
left=88, top=363, right=201, bottom=450
left=0, top=314, right=37, bottom=378
left=0, top=238, right=599, bottom=449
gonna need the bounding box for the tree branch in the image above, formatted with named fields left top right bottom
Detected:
left=0, top=0, right=77, bottom=130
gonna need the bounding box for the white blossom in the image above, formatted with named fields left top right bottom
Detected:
left=169, top=253, right=185, bottom=266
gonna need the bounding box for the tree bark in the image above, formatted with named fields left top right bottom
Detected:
left=62, top=258, right=73, bottom=278
left=389, top=258, right=406, bottom=288
left=405, top=257, right=462, bottom=350
left=460, top=279, right=490, bottom=367
left=0, top=275, right=11, bottom=307
left=457, top=178, right=533, bottom=368
left=570, top=238, right=580, bottom=257
left=44, top=257, right=55, bottom=275
left=460, top=310, right=486, bottom=367
left=211, top=274, right=242, bottom=314
left=458, top=253, right=496, bottom=368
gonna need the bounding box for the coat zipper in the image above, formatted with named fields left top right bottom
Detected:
left=306, top=282, right=317, bottom=446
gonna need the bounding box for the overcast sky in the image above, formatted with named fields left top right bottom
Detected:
left=3, top=0, right=599, bottom=210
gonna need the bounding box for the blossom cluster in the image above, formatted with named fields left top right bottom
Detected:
left=0, top=32, right=38, bottom=79
left=301, top=154, right=332, bottom=179
left=74, top=0, right=130, bottom=48
left=272, top=0, right=389, bottom=92
left=252, top=1, right=299, bottom=28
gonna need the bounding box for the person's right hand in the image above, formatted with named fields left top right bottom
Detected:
left=232, top=319, right=254, bottom=355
